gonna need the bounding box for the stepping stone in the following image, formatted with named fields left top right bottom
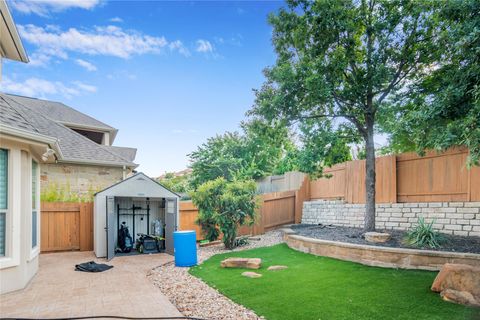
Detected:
left=364, top=232, right=391, bottom=243
left=220, top=257, right=262, bottom=269
left=242, top=271, right=262, bottom=278
left=267, top=265, right=288, bottom=271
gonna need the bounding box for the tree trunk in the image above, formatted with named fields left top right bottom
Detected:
left=364, top=121, right=376, bottom=232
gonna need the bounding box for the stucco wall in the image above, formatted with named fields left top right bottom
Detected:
left=40, top=163, right=124, bottom=199
left=302, top=200, right=480, bottom=237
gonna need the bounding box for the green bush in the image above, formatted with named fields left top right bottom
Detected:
left=405, top=217, right=444, bottom=249
left=191, top=177, right=257, bottom=249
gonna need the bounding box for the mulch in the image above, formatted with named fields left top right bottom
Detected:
left=291, top=224, right=480, bottom=254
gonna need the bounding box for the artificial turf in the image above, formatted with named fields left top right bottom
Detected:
left=189, top=244, right=479, bottom=320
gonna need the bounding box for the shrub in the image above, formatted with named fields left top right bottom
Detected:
left=191, top=177, right=257, bottom=249
left=405, top=217, right=444, bottom=249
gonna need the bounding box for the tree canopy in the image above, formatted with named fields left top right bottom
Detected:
left=249, top=0, right=444, bottom=231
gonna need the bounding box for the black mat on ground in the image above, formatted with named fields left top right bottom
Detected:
left=75, top=261, right=113, bottom=272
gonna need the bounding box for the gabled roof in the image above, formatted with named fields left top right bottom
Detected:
left=95, top=172, right=180, bottom=198
left=5, top=94, right=116, bottom=135
left=0, top=93, right=137, bottom=168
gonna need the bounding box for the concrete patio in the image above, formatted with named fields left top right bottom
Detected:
left=0, top=251, right=182, bottom=318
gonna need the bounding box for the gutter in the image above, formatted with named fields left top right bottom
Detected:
left=58, top=157, right=139, bottom=169
left=0, top=124, right=57, bottom=145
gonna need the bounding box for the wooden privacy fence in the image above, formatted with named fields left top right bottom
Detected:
left=310, top=147, right=480, bottom=203
left=179, top=177, right=310, bottom=240
left=40, top=202, right=93, bottom=252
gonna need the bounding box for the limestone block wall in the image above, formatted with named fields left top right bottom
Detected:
left=40, top=163, right=124, bottom=200
left=302, top=200, right=480, bottom=237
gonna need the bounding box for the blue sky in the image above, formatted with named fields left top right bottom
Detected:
left=2, top=0, right=284, bottom=177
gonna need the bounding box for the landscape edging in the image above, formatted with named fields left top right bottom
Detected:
left=284, top=233, right=480, bottom=271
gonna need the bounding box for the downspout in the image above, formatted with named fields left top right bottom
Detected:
left=122, top=165, right=127, bottom=180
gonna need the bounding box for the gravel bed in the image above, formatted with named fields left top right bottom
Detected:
left=148, top=230, right=284, bottom=320
left=291, top=224, right=480, bottom=254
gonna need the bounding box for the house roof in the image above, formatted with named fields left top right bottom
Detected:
left=0, top=1, right=28, bottom=63
left=103, top=146, right=137, bottom=162
left=0, top=93, right=137, bottom=168
left=5, top=94, right=116, bottom=133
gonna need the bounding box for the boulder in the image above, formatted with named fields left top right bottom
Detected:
left=431, top=263, right=480, bottom=307
left=267, top=265, right=288, bottom=271
left=364, top=232, right=391, bottom=243
left=220, top=257, right=262, bottom=269
left=242, top=271, right=262, bottom=278
left=441, top=289, right=480, bottom=307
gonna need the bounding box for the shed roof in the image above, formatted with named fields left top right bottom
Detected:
left=95, top=172, right=180, bottom=198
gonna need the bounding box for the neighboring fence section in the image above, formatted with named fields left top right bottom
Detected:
left=40, top=202, right=93, bottom=252
left=257, top=171, right=306, bottom=194
left=309, top=148, right=480, bottom=203
left=179, top=177, right=310, bottom=240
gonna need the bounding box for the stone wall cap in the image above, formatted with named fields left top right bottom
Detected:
left=288, top=234, right=480, bottom=260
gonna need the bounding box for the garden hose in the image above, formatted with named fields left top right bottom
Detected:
left=1, top=316, right=207, bottom=320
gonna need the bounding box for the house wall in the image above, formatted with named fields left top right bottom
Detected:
left=0, top=138, right=41, bottom=294
left=40, top=163, right=124, bottom=200
left=302, top=200, right=480, bottom=237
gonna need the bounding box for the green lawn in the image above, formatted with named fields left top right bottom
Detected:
left=189, top=244, right=479, bottom=320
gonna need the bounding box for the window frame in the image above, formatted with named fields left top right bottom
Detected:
left=0, top=147, right=20, bottom=270
left=0, top=148, right=8, bottom=257
left=29, top=157, right=40, bottom=260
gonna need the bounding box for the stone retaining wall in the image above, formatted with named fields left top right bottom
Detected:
left=302, top=200, right=480, bottom=237
left=284, top=232, right=480, bottom=271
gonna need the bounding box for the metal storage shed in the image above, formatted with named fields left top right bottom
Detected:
left=94, top=172, right=180, bottom=260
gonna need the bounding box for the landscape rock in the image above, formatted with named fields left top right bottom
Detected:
left=267, top=265, right=288, bottom=271
left=242, top=271, right=262, bottom=278
left=364, top=232, right=391, bottom=243
left=431, top=263, right=480, bottom=307
left=221, top=257, right=262, bottom=269
left=440, top=289, right=480, bottom=307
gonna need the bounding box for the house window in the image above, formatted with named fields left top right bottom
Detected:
left=0, top=149, right=7, bottom=256
left=31, top=160, right=38, bottom=249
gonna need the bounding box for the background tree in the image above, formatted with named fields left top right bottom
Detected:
left=188, top=119, right=296, bottom=189
left=250, top=0, right=442, bottom=231
left=191, top=178, right=257, bottom=249
left=381, top=0, right=480, bottom=166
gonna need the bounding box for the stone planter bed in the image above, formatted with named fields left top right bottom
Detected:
left=291, top=224, right=480, bottom=253
left=285, top=226, right=480, bottom=271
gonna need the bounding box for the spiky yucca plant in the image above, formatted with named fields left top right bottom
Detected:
left=405, top=217, right=444, bottom=249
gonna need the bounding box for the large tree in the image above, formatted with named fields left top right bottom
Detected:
left=250, top=0, right=442, bottom=231
left=381, top=0, right=480, bottom=166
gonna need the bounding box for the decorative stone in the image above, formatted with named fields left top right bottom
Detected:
left=431, top=263, right=480, bottom=307
left=267, top=265, right=288, bottom=271
left=441, top=289, right=480, bottom=307
left=242, top=271, right=262, bottom=278
left=364, top=232, right=391, bottom=243
left=220, top=257, right=262, bottom=269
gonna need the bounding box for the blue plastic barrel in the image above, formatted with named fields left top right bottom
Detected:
left=173, top=230, right=197, bottom=267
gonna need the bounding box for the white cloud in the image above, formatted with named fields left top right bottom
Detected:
left=75, top=59, right=97, bottom=71
left=169, top=40, right=190, bottom=57
left=73, top=81, right=97, bottom=93
left=109, top=17, right=123, bottom=23
left=18, top=24, right=170, bottom=59
left=9, top=0, right=100, bottom=17
left=0, top=77, right=97, bottom=99
left=195, top=39, right=214, bottom=53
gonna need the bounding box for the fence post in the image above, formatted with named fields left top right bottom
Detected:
left=295, top=176, right=310, bottom=224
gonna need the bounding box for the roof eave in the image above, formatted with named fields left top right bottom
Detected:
left=0, top=1, right=28, bottom=63
left=58, top=157, right=139, bottom=169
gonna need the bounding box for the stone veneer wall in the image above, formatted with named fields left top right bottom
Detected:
left=40, top=163, right=124, bottom=199
left=302, top=200, right=480, bottom=237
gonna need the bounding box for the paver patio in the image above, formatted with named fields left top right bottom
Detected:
left=0, top=251, right=182, bottom=319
